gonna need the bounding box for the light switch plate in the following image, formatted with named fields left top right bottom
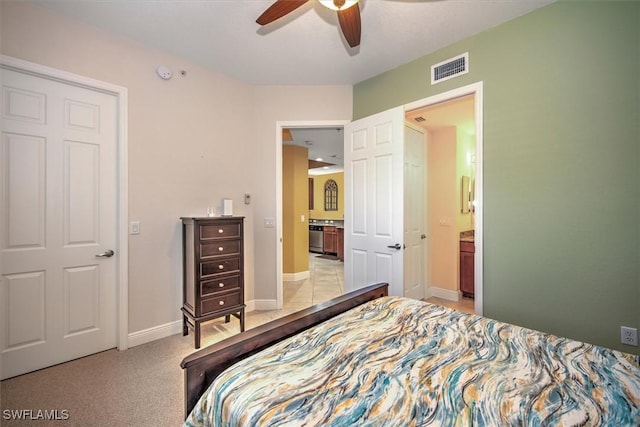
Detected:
left=130, top=221, right=140, bottom=235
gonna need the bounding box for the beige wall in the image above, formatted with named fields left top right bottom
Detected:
left=1, top=2, right=352, bottom=334
left=309, top=172, right=344, bottom=220
left=427, top=128, right=458, bottom=292
left=282, top=145, right=309, bottom=274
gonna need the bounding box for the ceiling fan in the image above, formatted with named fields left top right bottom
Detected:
left=256, top=0, right=362, bottom=48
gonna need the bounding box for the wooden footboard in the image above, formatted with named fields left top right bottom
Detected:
left=180, top=282, right=389, bottom=418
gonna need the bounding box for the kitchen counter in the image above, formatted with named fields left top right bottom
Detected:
left=310, top=219, right=344, bottom=228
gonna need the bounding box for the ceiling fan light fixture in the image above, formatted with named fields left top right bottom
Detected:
left=319, top=0, right=358, bottom=11
left=257, top=0, right=361, bottom=48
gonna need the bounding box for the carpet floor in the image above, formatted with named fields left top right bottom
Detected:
left=1, top=333, right=195, bottom=426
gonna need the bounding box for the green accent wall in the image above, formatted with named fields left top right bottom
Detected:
left=354, top=1, right=640, bottom=354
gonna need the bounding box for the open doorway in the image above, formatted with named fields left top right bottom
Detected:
left=403, top=82, right=483, bottom=315
left=275, top=83, right=483, bottom=315
left=406, top=94, right=477, bottom=314
left=281, top=126, right=346, bottom=311
left=275, top=121, right=349, bottom=310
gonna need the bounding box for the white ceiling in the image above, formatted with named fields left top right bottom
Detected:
left=32, top=0, right=548, bottom=172
left=32, top=0, right=555, bottom=86
left=286, top=127, right=346, bottom=175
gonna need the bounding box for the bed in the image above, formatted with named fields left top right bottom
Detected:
left=181, top=282, right=640, bottom=426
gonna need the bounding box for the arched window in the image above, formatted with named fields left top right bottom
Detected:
left=324, top=179, right=338, bottom=211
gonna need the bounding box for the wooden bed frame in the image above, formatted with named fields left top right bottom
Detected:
left=180, top=282, right=389, bottom=418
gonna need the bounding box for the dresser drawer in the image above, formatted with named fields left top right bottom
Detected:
left=200, top=240, right=240, bottom=258
left=201, top=292, right=241, bottom=315
left=200, top=222, right=241, bottom=240
left=201, top=275, right=240, bottom=297
left=200, top=258, right=240, bottom=278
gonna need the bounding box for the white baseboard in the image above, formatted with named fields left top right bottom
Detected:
left=426, top=286, right=462, bottom=302
left=128, top=320, right=183, bottom=348
left=127, top=300, right=277, bottom=348
left=283, top=271, right=310, bottom=281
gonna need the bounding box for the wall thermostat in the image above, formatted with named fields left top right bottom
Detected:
left=156, top=65, right=172, bottom=80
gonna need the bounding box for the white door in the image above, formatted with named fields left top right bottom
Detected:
left=1, top=67, right=118, bottom=379
left=403, top=124, right=426, bottom=300
left=344, top=107, right=405, bottom=296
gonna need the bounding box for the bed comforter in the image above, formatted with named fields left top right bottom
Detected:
left=185, top=296, right=640, bottom=426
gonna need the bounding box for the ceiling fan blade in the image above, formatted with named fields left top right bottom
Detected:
left=337, top=3, right=361, bottom=48
left=256, top=0, right=310, bottom=25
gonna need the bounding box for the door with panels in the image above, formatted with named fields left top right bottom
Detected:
left=343, top=107, right=405, bottom=297
left=1, top=66, right=118, bottom=379
left=403, top=124, right=426, bottom=301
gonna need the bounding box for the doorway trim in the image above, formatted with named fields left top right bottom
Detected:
left=275, top=120, right=350, bottom=309
left=1, top=55, right=130, bottom=350
left=404, top=81, right=484, bottom=315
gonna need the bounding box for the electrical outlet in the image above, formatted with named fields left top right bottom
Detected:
left=264, top=217, right=275, bottom=228
left=621, top=326, right=638, bottom=346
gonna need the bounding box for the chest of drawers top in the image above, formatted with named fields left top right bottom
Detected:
left=181, top=216, right=243, bottom=238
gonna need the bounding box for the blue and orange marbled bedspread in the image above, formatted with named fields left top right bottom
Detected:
left=185, top=296, right=640, bottom=426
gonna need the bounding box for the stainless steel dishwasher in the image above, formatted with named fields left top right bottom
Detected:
left=309, top=225, right=324, bottom=253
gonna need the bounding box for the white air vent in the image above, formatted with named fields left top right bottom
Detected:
left=431, top=53, right=469, bottom=85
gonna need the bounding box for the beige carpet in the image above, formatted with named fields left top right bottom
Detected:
left=1, top=332, right=198, bottom=426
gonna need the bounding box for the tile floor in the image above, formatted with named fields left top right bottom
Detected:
left=195, top=253, right=474, bottom=348
left=426, top=296, right=475, bottom=314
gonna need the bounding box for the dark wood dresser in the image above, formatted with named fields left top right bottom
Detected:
left=181, top=216, right=245, bottom=348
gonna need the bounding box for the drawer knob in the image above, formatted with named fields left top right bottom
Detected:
left=218, top=283, right=224, bottom=288
left=218, top=246, right=224, bottom=252
left=218, top=229, right=224, bottom=234
left=219, top=300, right=225, bottom=306
left=218, top=264, right=224, bottom=270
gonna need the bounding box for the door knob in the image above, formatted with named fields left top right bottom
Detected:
left=421, top=234, right=427, bottom=240
left=387, top=243, right=401, bottom=250
left=95, top=249, right=115, bottom=258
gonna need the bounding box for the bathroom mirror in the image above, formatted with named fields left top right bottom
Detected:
left=461, top=176, right=470, bottom=214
